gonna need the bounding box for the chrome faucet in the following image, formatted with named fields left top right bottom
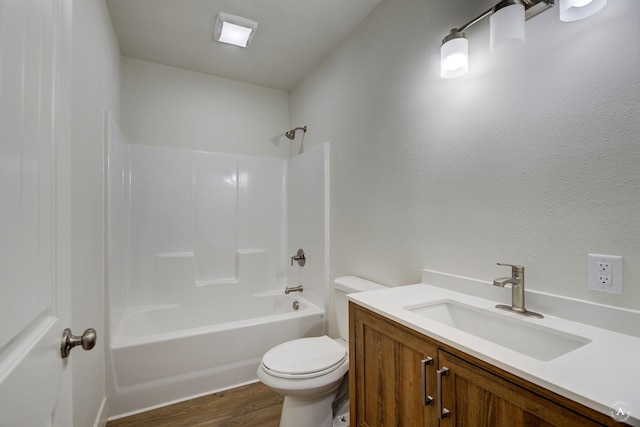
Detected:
left=284, top=285, right=303, bottom=294
left=493, top=263, right=543, bottom=318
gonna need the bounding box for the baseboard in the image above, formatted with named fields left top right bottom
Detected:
left=93, top=397, right=109, bottom=427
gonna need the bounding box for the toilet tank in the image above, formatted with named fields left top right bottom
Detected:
left=334, top=276, right=386, bottom=342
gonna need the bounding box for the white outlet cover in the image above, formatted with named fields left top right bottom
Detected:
left=588, top=254, right=622, bottom=294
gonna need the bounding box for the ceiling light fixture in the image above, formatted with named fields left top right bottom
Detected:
left=441, top=0, right=606, bottom=79
left=214, top=13, right=258, bottom=48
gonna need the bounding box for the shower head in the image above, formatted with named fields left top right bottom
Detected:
left=285, top=126, right=307, bottom=140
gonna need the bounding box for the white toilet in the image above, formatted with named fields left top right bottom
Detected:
left=257, top=276, right=386, bottom=427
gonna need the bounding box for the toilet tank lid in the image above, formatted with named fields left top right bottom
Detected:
left=334, top=276, right=386, bottom=293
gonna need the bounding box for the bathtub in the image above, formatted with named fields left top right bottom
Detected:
left=108, top=292, right=324, bottom=418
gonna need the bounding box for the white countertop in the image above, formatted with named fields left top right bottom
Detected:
left=347, top=271, right=640, bottom=426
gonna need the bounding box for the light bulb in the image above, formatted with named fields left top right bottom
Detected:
left=443, top=53, right=467, bottom=72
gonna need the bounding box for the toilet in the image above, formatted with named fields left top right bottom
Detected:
left=257, top=276, right=386, bottom=427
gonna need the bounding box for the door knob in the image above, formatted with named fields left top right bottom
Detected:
left=61, top=328, right=97, bottom=359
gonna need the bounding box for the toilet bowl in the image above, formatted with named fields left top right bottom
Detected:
left=257, top=276, right=386, bottom=427
left=257, top=336, right=349, bottom=427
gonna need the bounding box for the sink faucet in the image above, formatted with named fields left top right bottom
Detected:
left=284, top=285, right=303, bottom=294
left=493, top=263, right=543, bottom=318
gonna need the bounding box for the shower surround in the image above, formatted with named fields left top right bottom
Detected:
left=105, top=114, right=328, bottom=417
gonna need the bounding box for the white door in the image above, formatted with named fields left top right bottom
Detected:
left=0, top=0, right=77, bottom=425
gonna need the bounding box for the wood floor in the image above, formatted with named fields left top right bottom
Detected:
left=107, top=382, right=283, bottom=427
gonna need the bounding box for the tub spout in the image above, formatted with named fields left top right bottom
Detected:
left=284, top=285, right=303, bottom=294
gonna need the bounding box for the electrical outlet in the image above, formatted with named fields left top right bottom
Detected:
left=588, top=254, right=622, bottom=294
left=596, top=261, right=612, bottom=287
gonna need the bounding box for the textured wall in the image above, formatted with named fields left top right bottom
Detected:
left=121, top=57, right=290, bottom=159
left=291, top=0, right=640, bottom=311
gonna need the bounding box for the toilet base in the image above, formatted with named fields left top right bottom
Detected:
left=332, top=393, right=350, bottom=427
left=333, top=411, right=349, bottom=427
left=279, top=391, right=338, bottom=427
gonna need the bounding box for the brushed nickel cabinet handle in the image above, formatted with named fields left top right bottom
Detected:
left=421, top=357, right=434, bottom=406
left=437, top=367, right=451, bottom=419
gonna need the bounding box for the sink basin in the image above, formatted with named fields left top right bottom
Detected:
left=405, top=300, right=590, bottom=361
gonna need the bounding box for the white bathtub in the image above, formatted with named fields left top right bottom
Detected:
left=108, top=292, right=324, bottom=418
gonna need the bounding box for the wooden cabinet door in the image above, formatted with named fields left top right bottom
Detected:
left=350, top=304, right=439, bottom=427
left=438, top=350, right=602, bottom=427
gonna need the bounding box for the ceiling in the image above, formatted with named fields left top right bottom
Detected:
left=106, top=0, right=383, bottom=91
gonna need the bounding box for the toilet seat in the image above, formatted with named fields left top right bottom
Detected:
left=261, top=336, right=348, bottom=379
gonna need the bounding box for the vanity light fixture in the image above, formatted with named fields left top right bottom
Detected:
left=441, top=0, right=552, bottom=78
left=214, top=13, right=258, bottom=48
left=441, top=30, right=469, bottom=79
left=441, top=0, right=606, bottom=78
left=559, top=0, right=606, bottom=22
left=490, top=0, right=526, bottom=53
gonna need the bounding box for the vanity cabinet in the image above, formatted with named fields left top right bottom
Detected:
left=350, top=301, right=440, bottom=426
left=349, top=303, right=623, bottom=427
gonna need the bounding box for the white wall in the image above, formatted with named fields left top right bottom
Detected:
left=124, top=146, right=286, bottom=306
left=105, top=113, right=129, bottom=335
left=121, top=57, right=290, bottom=158
left=287, top=144, right=330, bottom=312
left=291, top=0, right=640, bottom=313
left=71, top=0, right=121, bottom=425
left=106, top=127, right=328, bottom=315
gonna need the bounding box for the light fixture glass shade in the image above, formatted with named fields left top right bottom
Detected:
left=219, top=22, right=253, bottom=47
left=441, top=32, right=469, bottom=79
left=559, top=0, right=606, bottom=21
left=490, top=1, right=525, bottom=53
left=214, top=13, right=258, bottom=48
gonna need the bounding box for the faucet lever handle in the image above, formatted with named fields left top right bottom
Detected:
left=291, top=249, right=306, bottom=267
left=496, top=262, right=524, bottom=273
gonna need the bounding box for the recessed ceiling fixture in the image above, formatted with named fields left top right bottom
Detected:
left=214, top=13, right=258, bottom=48
left=440, top=0, right=607, bottom=79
